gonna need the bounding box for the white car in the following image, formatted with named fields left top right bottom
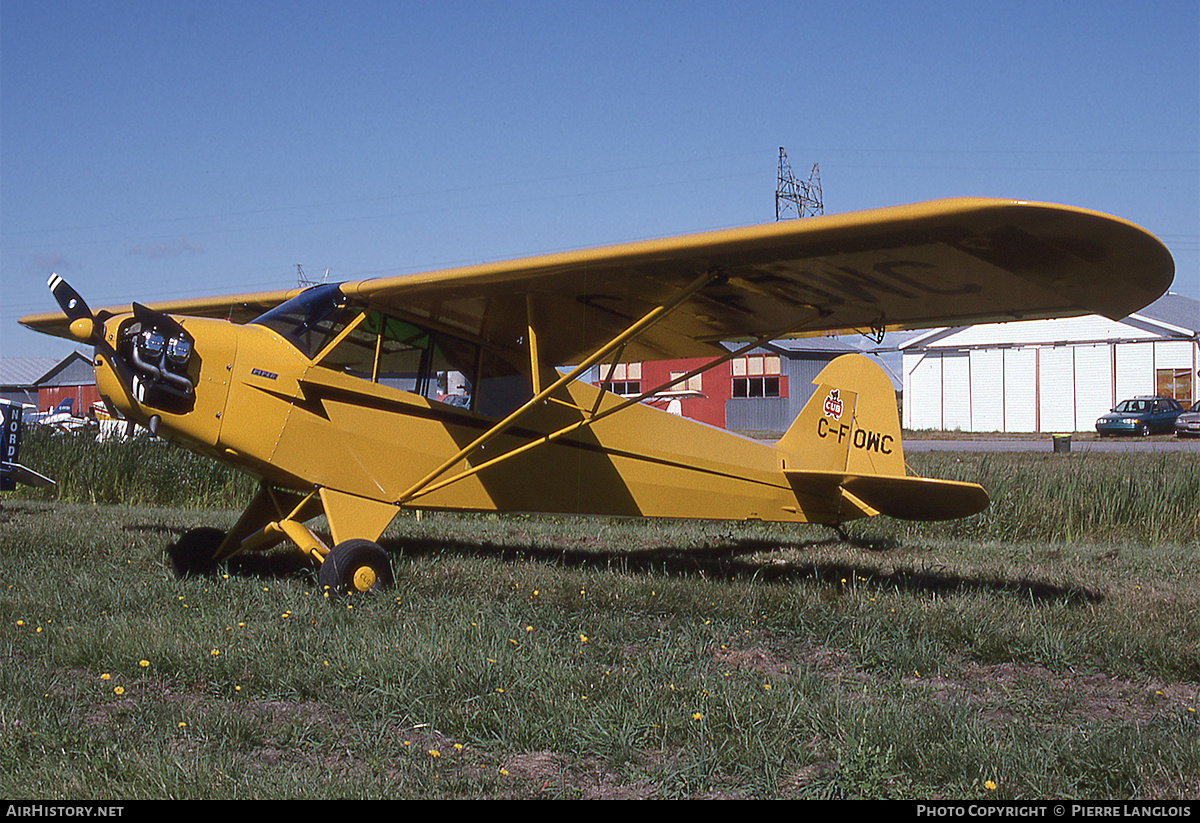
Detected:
left=1175, top=400, right=1200, bottom=437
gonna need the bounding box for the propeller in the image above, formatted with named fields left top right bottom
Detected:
left=48, top=274, right=100, bottom=343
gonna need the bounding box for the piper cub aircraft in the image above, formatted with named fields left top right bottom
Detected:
left=21, top=198, right=1174, bottom=595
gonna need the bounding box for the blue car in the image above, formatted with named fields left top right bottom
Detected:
left=1095, top=396, right=1184, bottom=436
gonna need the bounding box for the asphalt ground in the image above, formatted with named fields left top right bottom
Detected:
left=904, top=436, right=1200, bottom=453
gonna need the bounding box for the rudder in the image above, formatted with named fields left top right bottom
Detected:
left=776, top=353, right=904, bottom=477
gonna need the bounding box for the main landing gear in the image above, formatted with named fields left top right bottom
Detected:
left=168, top=527, right=395, bottom=597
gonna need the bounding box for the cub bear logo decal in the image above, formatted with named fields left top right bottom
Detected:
left=823, top=389, right=843, bottom=420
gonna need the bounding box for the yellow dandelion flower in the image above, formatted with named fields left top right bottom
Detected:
left=428, top=749, right=440, bottom=758
left=139, top=660, right=150, bottom=668
left=692, top=712, right=704, bottom=721
left=113, top=686, right=124, bottom=695
left=100, top=673, right=111, bottom=680
left=579, top=634, right=588, bottom=643
left=985, top=780, right=997, bottom=791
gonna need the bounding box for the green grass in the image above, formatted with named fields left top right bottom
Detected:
left=3, top=433, right=1199, bottom=798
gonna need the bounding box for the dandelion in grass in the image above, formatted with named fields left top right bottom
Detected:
left=113, top=686, right=124, bottom=695
left=985, top=780, right=997, bottom=791
left=100, top=673, right=111, bottom=681
left=139, top=660, right=150, bottom=668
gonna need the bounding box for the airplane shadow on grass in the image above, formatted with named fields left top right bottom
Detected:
left=144, top=521, right=1103, bottom=608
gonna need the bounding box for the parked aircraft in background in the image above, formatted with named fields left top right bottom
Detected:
left=1, top=399, right=55, bottom=490
left=26, top=398, right=89, bottom=432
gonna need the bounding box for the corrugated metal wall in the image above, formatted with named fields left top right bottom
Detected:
left=904, top=339, right=1199, bottom=433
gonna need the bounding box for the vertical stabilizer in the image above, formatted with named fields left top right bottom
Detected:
left=776, top=354, right=904, bottom=477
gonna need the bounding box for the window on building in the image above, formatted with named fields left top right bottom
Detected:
left=1156, top=368, right=1194, bottom=404
left=731, top=354, right=781, bottom=398
left=600, top=362, right=641, bottom=396
left=669, top=371, right=703, bottom=393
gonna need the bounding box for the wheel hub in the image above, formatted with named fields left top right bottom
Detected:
left=351, top=565, right=378, bottom=592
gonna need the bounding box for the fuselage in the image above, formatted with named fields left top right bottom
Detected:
left=94, top=303, right=810, bottom=524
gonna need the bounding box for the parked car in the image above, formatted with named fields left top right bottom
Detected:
left=1095, top=396, right=1184, bottom=436
left=1175, top=400, right=1200, bottom=437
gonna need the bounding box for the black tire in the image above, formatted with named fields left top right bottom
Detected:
left=168, top=527, right=225, bottom=578
left=318, top=539, right=394, bottom=596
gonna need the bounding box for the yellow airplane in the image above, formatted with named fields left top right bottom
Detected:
left=20, top=198, right=1174, bottom=595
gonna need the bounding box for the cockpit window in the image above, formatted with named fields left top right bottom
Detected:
left=252, top=285, right=531, bottom=417
left=250, top=284, right=355, bottom=359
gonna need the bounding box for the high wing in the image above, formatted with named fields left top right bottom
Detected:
left=20, top=198, right=1174, bottom=366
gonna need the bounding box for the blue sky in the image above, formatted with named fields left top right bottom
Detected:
left=3, top=0, right=1197, bottom=358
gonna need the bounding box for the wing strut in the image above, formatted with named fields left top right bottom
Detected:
left=394, top=273, right=827, bottom=505
left=393, top=270, right=720, bottom=505
left=398, top=316, right=823, bottom=504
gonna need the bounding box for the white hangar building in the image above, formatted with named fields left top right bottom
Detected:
left=900, top=293, right=1199, bottom=433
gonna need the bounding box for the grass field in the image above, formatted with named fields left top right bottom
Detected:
left=1, top=431, right=1198, bottom=798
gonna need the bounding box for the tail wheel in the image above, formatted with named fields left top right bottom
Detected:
left=319, top=539, right=394, bottom=596
left=168, top=527, right=225, bottom=578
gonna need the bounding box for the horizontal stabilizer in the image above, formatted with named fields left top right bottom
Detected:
left=786, top=470, right=988, bottom=521
left=2, top=461, right=56, bottom=489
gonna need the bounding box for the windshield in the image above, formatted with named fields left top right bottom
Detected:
left=250, top=284, right=356, bottom=358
